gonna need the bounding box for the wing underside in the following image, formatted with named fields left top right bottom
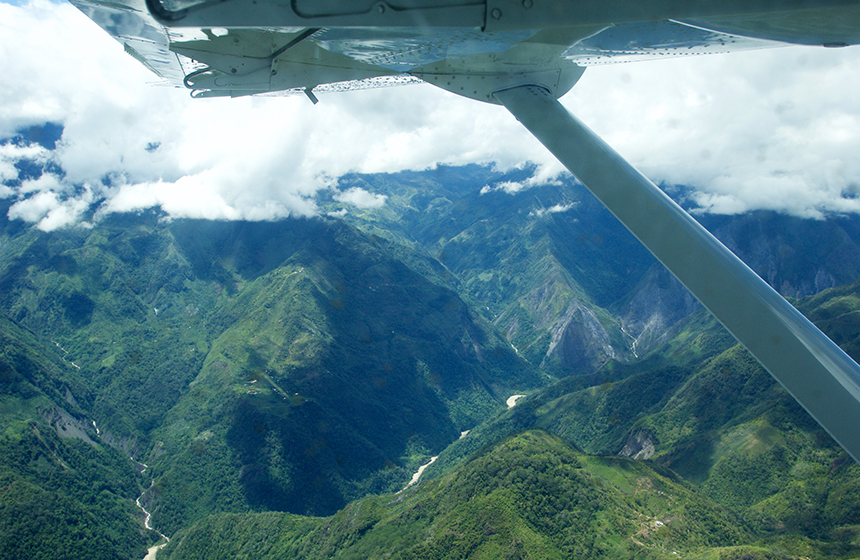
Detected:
left=72, top=0, right=790, bottom=99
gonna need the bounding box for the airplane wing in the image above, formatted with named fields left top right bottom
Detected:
left=71, top=0, right=860, bottom=464
left=72, top=0, right=860, bottom=100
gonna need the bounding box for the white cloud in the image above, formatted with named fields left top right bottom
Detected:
left=0, top=142, right=50, bottom=182
left=2, top=0, right=860, bottom=227
left=8, top=191, right=59, bottom=223
left=36, top=195, right=93, bottom=231
left=481, top=164, right=568, bottom=194
left=0, top=160, right=17, bottom=184
left=481, top=181, right=523, bottom=194
left=334, top=187, right=387, bottom=209
left=530, top=203, right=577, bottom=218
left=6, top=183, right=94, bottom=231
left=561, top=47, right=860, bottom=216
left=20, top=173, right=63, bottom=194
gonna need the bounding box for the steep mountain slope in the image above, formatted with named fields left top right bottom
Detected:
left=147, top=218, right=541, bottom=532
left=329, top=167, right=656, bottom=374
left=161, top=430, right=753, bottom=560
left=702, top=210, right=860, bottom=299
left=0, top=210, right=544, bottom=538
left=145, top=279, right=860, bottom=560
left=0, top=207, right=218, bottom=447
left=0, top=316, right=149, bottom=560
left=326, top=168, right=860, bottom=375
left=4, top=140, right=860, bottom=560
left=422, top=279, right=860, bottom=557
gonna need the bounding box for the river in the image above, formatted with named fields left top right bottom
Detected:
left=134, top=393, right=524, bottom=556
left=402, top=395, right=522, bottom=490
left=135, top=480, right=169, bottom=560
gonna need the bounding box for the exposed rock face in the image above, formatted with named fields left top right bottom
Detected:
left=495, top=264, right=633, bottom=376
left=542, top=298, right=617, bottom=374
left=619, top=213, right=860, bottom=357
left=99, top=430, right=141, bottom=458
left=707, top=212, right=860, bottom=299
left=622, top=265, right=700, bottom=357
left=43, top=407, right=98, bottom=447
left=619, top=429, right=656, bottom=461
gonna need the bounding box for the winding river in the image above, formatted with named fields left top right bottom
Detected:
left=135, top=479, right=169, bottom=560
left=402, top=395, right=523, bottom=490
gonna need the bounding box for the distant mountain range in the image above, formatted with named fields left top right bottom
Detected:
left=2, top=125, right=860, bottom=559
left=329, top=165, right=860, bottom=372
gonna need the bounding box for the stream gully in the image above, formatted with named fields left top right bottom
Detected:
left=133, top=462, right=169, bottom=560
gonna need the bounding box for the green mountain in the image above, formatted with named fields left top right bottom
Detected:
left=147, top=217, right=541, bottom=532
left=324, top=166, right=655, bottom=375
left=155, top=276, right=860, bottom=559
left=0, top=316, right=149, bottom=560
left=416, top=279, right=860, bottom=558
left=326, top=167, right=860, bottom=375
left=3, top=161, right=860, bottom=559
left=0, top=207, right=543, bottom=544
left=160, top=430, right=753, bottom=560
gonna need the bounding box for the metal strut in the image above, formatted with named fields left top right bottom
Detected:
left=495, top=84, right=860, bottom=464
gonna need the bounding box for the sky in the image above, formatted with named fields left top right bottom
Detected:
left=1, top=0, right=860, bottom=231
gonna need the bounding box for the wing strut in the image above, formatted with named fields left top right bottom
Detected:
left=495, top=84, right=860, bottom=464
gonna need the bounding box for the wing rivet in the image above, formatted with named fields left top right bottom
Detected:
left=490, top=8, right=502, bottom=19
left=522, top=0, right=533, bottom=8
